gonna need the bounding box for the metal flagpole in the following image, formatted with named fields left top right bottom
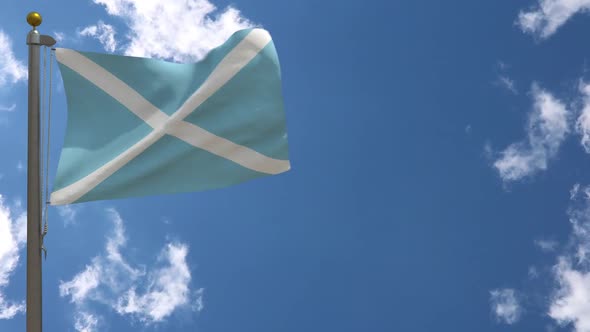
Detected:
left=26, top=12, right=55, bottom=332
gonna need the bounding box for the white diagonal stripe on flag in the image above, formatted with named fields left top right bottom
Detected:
left=54, top=48, right=169, bottom=128
left=51, top=29, right=289, bottom=205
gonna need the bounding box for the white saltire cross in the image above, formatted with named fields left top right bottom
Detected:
left=51, top=29, right=289, bottom=205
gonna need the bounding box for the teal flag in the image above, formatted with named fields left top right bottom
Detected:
left=50, top=28, right=290, bottom=205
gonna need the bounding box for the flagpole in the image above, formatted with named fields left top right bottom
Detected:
left=26, top=12, right=55, bottom=332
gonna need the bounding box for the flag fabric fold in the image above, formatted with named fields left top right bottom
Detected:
left=50, top=28, right=290, bottom=205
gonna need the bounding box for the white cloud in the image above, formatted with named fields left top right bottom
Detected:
left=193, top=288, right=204, bottom=312
left=90, top=0, right=254, bottom=62
left=79, top=21, right=117, bottom=52
left=114, top=244, right=198, bottom=323
left=0, top=294, right=24, bottom=320
left=60, top=209, right=143, bottom=303
left=103, top=209, right=144, bottom=280
left=518, top=0, right=590, bottom=39
left=545, top=185, right=590, bottom=331
left=497, top=61, right=510, bottom=71
left=0, top=104, right=16, bottom=112
left=60, top=208, right=202, bottom=328
left=57, top=205, right=79, bottom=225
left=493, top=84, right=569, bottom=182
left=497, top=75, right=518, bottom=94
left=574, top=83, right=590, bottom=153
left=572, top=183, right=582, bottom=199
left=536, top=239, right=560, bottom=252
left=16, top=161, right=23, bottom=173
left=53, top=31, right=66, bottom=43
left=567, top=192, right=590, bottom=265
left=0, top=30, right=26, bottom=86
left=549, top=259, right=590, bottom=331
left=490, top=288, right=522, bottom=324
left=74, top=312, right=98, bottom=332
left=60, top=264, right=101, bottom=305
left=0, top=195, right=26, bottom=319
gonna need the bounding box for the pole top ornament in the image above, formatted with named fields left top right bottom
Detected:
left=26, top=12, right=42, bottom=28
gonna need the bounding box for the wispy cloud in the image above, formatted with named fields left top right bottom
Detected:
left=89, top=0, right=254, bottom=62
left=0, top=104, right=15, bottom=112
left=493, top=84, right=569, bottom=182
left=517, top=0, right=590, bottom=39
left=53, top=31, right=66, bottom=43
left=51, top=31, right=86, bottom=49
left=193, top=288, right=205, bottom=312
left=74, top=312, right=99, bottom=332
left=57, top=205, right=79, bottom=226
left=533, top=184, right=590, bottom=331
left=535, top=239, right=559, bottom=252
left=496, top=75, right=518, bottom=95
left=60, top=264, right=101, bottom=305
left=78, top=21, right=117, bottom=52
left=0, top=195, right=26, bottom=319
left=574, top=83, right=590, bottom=154
left=497, top=61, right=510, bottom=71
left=494, top=61, right=518, bottom=94
left=549, top=258, right=590, bottom=331
left=572, top=183, right=582, bottom=199
left=60, top=209, right=202, bottom=330
left=0, top=30, right=26, bottom=86
left=490, top=288, right=522, bottom=324
left=114, top=243, right=203, bottom=322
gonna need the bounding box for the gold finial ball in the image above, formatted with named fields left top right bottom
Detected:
left=26, top=12, right=42, bottom=27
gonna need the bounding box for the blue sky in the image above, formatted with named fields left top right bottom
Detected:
left=4, top=0, right=590, bottom=331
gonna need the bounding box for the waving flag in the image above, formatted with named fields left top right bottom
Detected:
left=50, top=28, right=290, bottom=205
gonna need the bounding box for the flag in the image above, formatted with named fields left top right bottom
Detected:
left=50, top=28, right=290, bottom=205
